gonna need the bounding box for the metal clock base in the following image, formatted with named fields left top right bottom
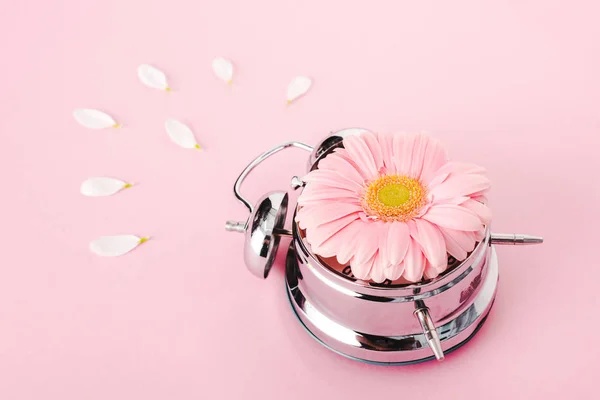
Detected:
left=285, top=246, right=499, bottom=365
left=224, top=136, right=542, bottom=364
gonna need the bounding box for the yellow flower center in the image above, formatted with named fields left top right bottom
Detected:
left=362, top=175, right=427, bottom=222
left=378, top=184, right=411, bottom=206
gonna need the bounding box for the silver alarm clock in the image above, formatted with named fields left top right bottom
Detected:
left=226, top=128, right=543, bottom=365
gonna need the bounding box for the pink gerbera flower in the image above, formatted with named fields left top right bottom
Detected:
left=296, top=132, right=492, bottom=283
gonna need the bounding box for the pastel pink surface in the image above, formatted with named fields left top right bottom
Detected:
left=0, top=1, right=597, bottom=399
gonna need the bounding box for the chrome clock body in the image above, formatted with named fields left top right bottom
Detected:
left=225, top=129, right=542, bottom=364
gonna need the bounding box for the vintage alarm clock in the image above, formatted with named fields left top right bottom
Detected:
left=225, top=128, right=543, bottom=365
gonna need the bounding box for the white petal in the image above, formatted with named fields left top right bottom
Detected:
left=90, top=235, right=148, bottom=257
left=165, top=119, right=201, bottom=150
left=286, top=76, right=312, bottom=103
left=80, top=177, right=131, bottom=197
left=137, top=64, right=170, bottom=91
left=212, top=57, right=233, bottom=84
left=73, top=109, right=118, bottom=129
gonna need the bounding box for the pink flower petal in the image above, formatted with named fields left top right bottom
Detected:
left=335, top=220, right=366, bottom=265
left=353, top=223, right=380, bottom=264
left=298, top=197, right=361, bottom=214
left=427, top=162, right=486, bottom=189
left=474, top=228, right=486, bottom=242
left=296, top=202, right=363, bottom=229
left=343, top=135, right=378, bottom=179
left=334, top=147, right=378, bottom=182
left=386, top=222, right=410, bottom=266
left=461, top=199, right=492, bottom=225
left=332, top=147, right=352, bottom=161
left=299, top=197, right=361, bottom=208
left=431, top=195, right=470, bottom=206
left=393, top=133, right=413, bottom=176
left=439, top=228, right=468, bottom=261
left=423, top=261, right=441, bottom=280
left=314, top=219, right=371, bottom=259
left=470, top=186, right=491, bottom=195
left=433, top=161, right=487, bottom=177
left=403, top=238, right=426, bottom=282
left=464, top=230, right=478, bottom=243
left=374, top=221, right=388, bottom=260
left=370, top=252, right=388, bottom=283
left=316, top=152, right=365, bottom=185
left=306, top=213, right=360, bottom=248
left=408, top=134, right=429, bottom=178
left=412, top=219, right=448, bottom=271
left=361, top=132, right=384, bottom=173
left=295, top=204, right=320, bottom=230
left=438, top=227, right=477, bottom=254
left=358, top=211, right=371, bottom=222
left=423, top=204, right=482, bottom=231
left=472, top=194, right=489, bottom=204
left=429, top=174, right=491, bottom=201
left=351, top=254, right=375, bottom=280
left=390, top=133, right=404, bottom=174
left=303, top=169, right=365, bottom=193
left=419, top=137, right=449, bottom=184
left=426, top=170, right=451, bottom=189
left=312, top=231, right=351, bottom=258
left=299, top=185, right=360, bottom=203
left=384, top=261, right=405, bottom=281
left=377, top=132, right=396, bottom=174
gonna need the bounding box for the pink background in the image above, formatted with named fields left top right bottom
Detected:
left=1, top=0, right=598, bottom=399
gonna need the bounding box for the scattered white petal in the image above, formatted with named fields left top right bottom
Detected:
left=137, top=64, right=170, bottom=91
left=165, top=119, right=202, bottom=150
left=90, top=235, right=149, bottom=257
left=286, top=76, right=312, bottom=104
left=212, top=57, right=234, bottom=84
left=80, top=177, right=132, bottom=197
left=73, top=109, right=119, bottom=129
